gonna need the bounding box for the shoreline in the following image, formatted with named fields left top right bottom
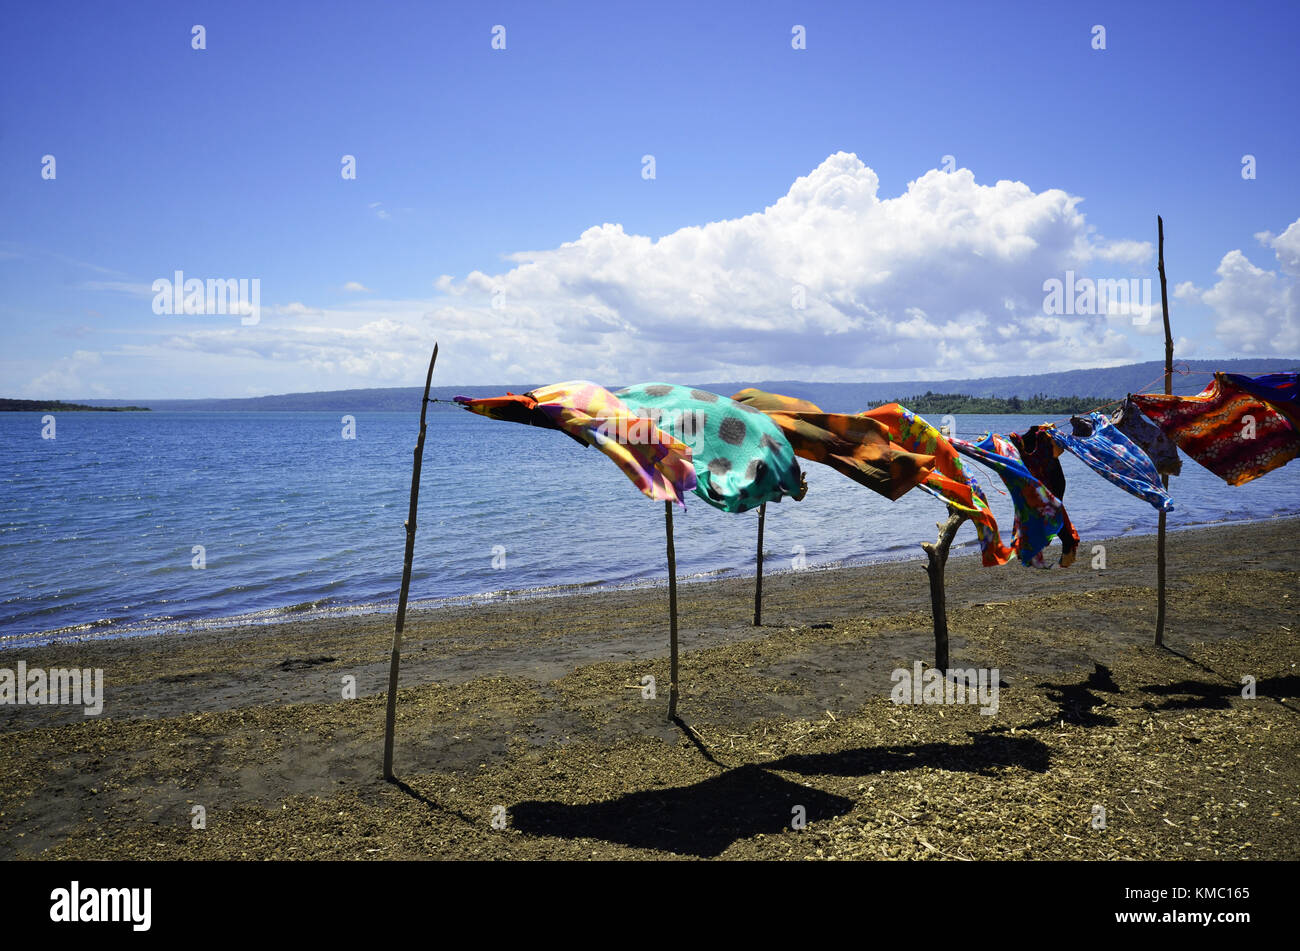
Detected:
left=1, top=516, right=1296, bottom=860
left=5, top=510, right=1296, bottom=652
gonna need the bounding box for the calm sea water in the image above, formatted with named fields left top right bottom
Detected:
left=2, top=408, right=1297, bottom=648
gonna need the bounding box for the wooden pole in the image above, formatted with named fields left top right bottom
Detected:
left=1155, top=216, right=1173, bottom=647
left=665, top=501, right=679, bottom=720
left=383, top=343, right=439, bottom=781
left=921, top=507, right=967, bottom=670
left=753, top=501, right=766, bottom=626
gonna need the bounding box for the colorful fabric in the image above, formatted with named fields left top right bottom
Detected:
left=1222, top=372, right=1300, bottom=431
left=952, top=433, right=1072, bottom=568
left=1111, top=396, right=1182, bottom=477
left=1008, top=426, right=1080, bottom=564
left=1131, top=373, right=1300, bottom=486
left=729, top=388, right=935, bottom=500
left=455, top=381, right=697, bottom=505
left=1008, top=426, right=1066, bottom=497
left=615, top=383, right=806, bottom=513
left=1046, top=412, right=1175, bottom=511
left=859, top=404, right=1012, bottom=567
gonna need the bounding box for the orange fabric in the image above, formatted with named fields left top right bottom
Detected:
left=1132, top=373, right=1299, bottom=486
left=731, top=388, right=934, bottom=500
left=860, top=404, right=1012, bottom=567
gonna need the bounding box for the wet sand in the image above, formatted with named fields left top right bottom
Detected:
left=1, top=517, right=1297, bottom=860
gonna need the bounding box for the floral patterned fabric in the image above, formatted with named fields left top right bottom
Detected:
left=1222, top=372, right=1300, bottom=431
left=1008, top=426, right=1081, bottom=564
left=952, top=433, right=1073, bottom=568
left=1132, top=373, right=1299, bottom=486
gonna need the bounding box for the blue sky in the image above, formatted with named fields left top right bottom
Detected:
left=2, top=0, right=1298, bottom=398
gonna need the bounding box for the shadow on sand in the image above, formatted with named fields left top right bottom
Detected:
left=510, top=730, right=1050, bottom=857
left=1139, top=674, right=1300, bottom=714
left=1021, top=662, right=1121, bottom=729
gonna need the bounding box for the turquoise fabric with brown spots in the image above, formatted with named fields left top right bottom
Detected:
left=615, top=383, right=805, bottom=513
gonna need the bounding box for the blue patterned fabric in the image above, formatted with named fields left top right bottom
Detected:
left=1046, top=412, right=1174, bottom=512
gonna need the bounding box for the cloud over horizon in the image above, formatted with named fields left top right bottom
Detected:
left=426, top=152, right=1157, bottom=385
left=18, top=153, right=1300, bottom=398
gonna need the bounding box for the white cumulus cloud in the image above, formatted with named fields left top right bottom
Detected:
left=425, top=152, right=1151, bottom=383
left=1182, top=217, right=1300, bottom=355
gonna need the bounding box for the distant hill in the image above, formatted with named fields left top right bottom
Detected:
left=709, top=358, right=1300, bottom=409
left=890, top=394, right=1110, bottom=415
left=72, top=385, right=536, bottom=413
left=69, top=358, right=1298, bottom=413
left=0, top=399, right=150, bottom=412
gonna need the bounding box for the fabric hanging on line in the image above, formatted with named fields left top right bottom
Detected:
left=858, top=404, right=1012, bottom=567
left=1008, top=426, right=1081, bottom=565
left=1007, top=426, right=1067, bottom=496
left=1111, top=396, right=1182, bottom=477
left=951, top=433, right=1073, bottom=568
left=615, top=383, right=806, bottom=513
left=1045, top=412, right=1175, bottom=511
left=454, top=381, right=697, bottom=506
left=1221, top=371, right=1300, bottom=431
left=1131, top=373, right=1300, bottom=486
left=729, top=388, right=935, bottom=500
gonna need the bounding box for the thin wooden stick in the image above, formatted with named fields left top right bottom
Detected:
left=921, top=507, right=967, bottom=670
left=665, top=501, right=679, bottom=720
left=753, top=501, right=766, bottom=626
left=383, top=343, right=439, bottom=781
left=1156, top=215, right=1172, bottom=648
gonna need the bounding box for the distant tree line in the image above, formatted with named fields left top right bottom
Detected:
left=893, top=392, right=1109, bottom=415
left=0, top=399, right=151, bottom=412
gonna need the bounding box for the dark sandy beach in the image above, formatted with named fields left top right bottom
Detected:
left=1, top=517, right=1297, bottom=860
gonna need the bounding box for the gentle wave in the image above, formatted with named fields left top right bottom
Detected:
left=2, top=410, right=1297, bottom=649
left=5, top=510, right=1294, bottom=651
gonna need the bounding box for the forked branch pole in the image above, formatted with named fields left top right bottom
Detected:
left=383, top=343, right=439, bottom=781
left=922, top=507, right=968, bottom=671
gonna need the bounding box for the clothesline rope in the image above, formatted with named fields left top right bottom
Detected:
left=1039, top=364, right=1192, bottom=430
left=958, top=456, right=1012, bottom=499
